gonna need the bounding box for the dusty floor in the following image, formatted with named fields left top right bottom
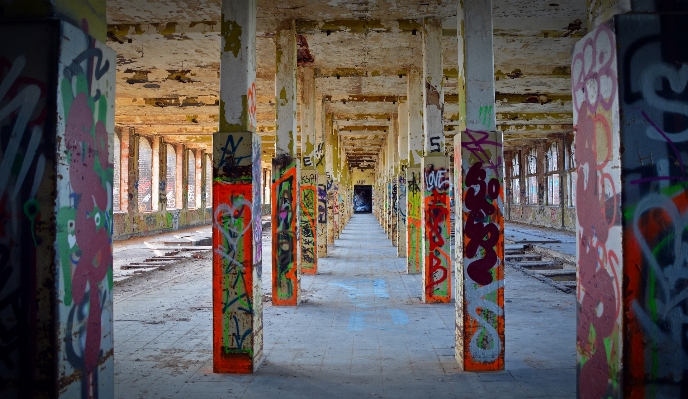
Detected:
left=113, top=214, right=576, bottom=398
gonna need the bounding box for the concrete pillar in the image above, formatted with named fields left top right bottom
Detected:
left=326, top=115, right=335, bottom=246
left=407, top=68, right=423, bottom=274
left=158, top=138, right=168, bottom=212
left=200, top=151, right=207, bottom=210
left=0, top=1, right=115, bottom=395
left=175, top=143, right=184, bottom=210
left=272, top=19, right=300, bottom=306
left=421, top=17, right=451, bottom=303
left=390, top=115, right=399, bottom=247
left=332, top=125, right=341, bottom=240
left=316, top=102, right=328, bottom=258
left=455, top=0, right=505, bottom=371
left=300, top=67, right=317, bottom=274
left=571, top=6, right=688, bottom=397
left=213, top=0, right=262, bottom=373
left=397, top=101, right=409, bottom=257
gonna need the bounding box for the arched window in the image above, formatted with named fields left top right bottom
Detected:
left=166, top=144, right=176, bottom=209
left=546, top=143, right=560, bottom=205
left=511, top=154, right=520, bottom=205
left=187, top=150, right=196, bottom=209
left=138, top=136, right=153, bottom=212
left=526, top=148, right=538, bottom=204
left=113, top=131, right=121, bottom=211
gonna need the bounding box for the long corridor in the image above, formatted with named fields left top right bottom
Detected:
left=114, top=214, right=576, bottom=398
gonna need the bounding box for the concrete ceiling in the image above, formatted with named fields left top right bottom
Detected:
left=107, top=0, right=586, bottom=169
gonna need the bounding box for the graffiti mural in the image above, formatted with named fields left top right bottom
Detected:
left=272, top=155, right=299, bottom=306
left=54, top=23, right=116, bottom=397
left=317, top=174, right=327, bottom=257
left=572, top=23, right=622, bottom=398
left=422, top=162, right=451, bottom=302
left=407, top=168, right=422, bottom=274
left=616, top=14, right=688, bottom=398
left=397, top=173, right=408, bottom=257
left=459, top=129, right=505, bottom=371
left=212, top=131, right=261, bottom=373
left=0, top=23, right=57, bottom=396
left=300, top=170, right=317, bottom=274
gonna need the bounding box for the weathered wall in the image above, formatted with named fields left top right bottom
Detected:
left=508, top=205, right=576, bottom=231
left=113, top=207, right=210, bottom=238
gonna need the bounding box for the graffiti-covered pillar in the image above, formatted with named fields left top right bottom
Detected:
left=407, top=68, right=424, bottom=274
left=0, top=1, right=116, bottom=396
left=397, top=100, right=409, bottom=257
left=213, top=0, right=262, bottom=373
left=326, top=113, right=335, bottom=246
left=272, top=19, right=300, bottom=306
left=390, top=113, right=399, bottom=247
left=299, top=67, right=317, bottom=274
left=316, top=106, right=328, bottom=258
left=455, top=0, right=505, bottom=371
left=421, top=17, right=451, bottom=303
left=572, top=8, right=688, bottom=397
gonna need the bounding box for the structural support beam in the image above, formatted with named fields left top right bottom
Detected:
left=326, top=114, right=335, bottom=247
left=0, top=1, right=116, bottom=394
left=421, top=17, right=451, bottom=303
left=213, top=0, right=262, bottom=373
left=572, top=11, right=688, bottom=397
left=455, top=0, right=505, bottom=371
left=272, top=19, right=300, bottom=306
left=407, top=68, right=423, bottom=275
left=316, top=104, right=328, bottom=258
left=397, top=100, right=409, bottom=258
left=300, top=67, right=317, bottom=275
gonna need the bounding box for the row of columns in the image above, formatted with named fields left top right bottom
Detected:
left=374, top=3, right=505, bottom=371
left=2, top=0, right=685, bottom=396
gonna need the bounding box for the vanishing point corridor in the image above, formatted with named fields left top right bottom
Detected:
left=113, top=214, right=575, bottom=398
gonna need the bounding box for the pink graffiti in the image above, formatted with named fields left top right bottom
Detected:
left=572, top=25, right=616, bottom=115
left=65, top=92, right=111, bottom=373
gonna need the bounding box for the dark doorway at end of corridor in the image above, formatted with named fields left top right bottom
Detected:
left=353, top=185, right=372, bottom=213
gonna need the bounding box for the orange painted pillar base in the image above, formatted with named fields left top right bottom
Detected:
left=455, top=131, right=505, bottom=371
left=212, top=132, right=263, bottom=373
left=272, top=155, right=300, bottom=306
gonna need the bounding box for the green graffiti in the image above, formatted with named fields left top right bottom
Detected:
left=56, top=207, right=78, bottom=306
left=23, top=198, right=40, bottom=246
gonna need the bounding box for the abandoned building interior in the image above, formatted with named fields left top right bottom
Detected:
left=1, top=0, right=687, bottom=397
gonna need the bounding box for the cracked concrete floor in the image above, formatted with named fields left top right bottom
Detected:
left=114, top=214, right=576, bottom=398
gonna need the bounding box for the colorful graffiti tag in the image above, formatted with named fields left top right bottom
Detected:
left=55, top=23, right=116, bottom=397
left=459, top=129, right=505, bottom=371
left=407, top=169, right=422, bottom=274
left=572, top=23, right=622, bottom=398
left=617, top=15, right=688, bottom=398
left=423, top=163, right=451, bottom=302
left=300, top=170, right=317, bottom=274
left=212, top=131, right=261, bottom=374
left=272, top=155, right=299, bottom=305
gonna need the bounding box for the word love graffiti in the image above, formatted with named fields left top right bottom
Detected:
left=425, top=167, right=450, bottom=191
left=464, top=161, right=500, bottom=285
